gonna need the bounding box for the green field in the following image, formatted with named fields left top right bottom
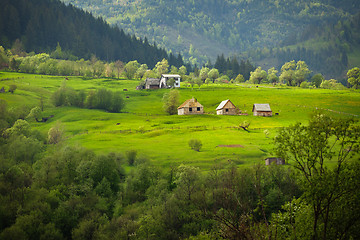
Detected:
left=1, top=71, right=359, bottom=170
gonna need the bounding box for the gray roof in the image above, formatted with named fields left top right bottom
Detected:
left=253, top=103, right=271, bottom=112
left=145, top=78, right=160, bottom=85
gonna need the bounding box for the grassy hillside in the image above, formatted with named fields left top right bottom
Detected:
left=1, top=71, right=359, bottom=170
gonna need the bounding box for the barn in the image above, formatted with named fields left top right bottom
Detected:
left=178, top=98, right=204, bottom=115
left=252, top=104, right=272, bottom=117
left=145, top=78, right=160, bottom=89
left=216, top=99, right=237, bottom=115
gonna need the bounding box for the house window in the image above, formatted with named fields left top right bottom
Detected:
left=225, top=109, right=229, bottom=112
left=189, top=108, right=192, bottom=112
left=197, top=107, right=200, bottom=111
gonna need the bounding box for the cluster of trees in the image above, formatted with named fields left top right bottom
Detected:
left=247, top=59, right=360, bottom=89
left=2, top=42, right=360, bottom=90
left=52, top=81, right=125, bottom=113
left=213, top=55, right=255, bottom=80
left=0, top=44, right=190, bottom=80
left=249, top=61, right=312, bottom=86
left=274, top=113, right=360, bottom=239
left=1, top=108, right=359, bottom=239
left=0, top=0, right=185, bottom=68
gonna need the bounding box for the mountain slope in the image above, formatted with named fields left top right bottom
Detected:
left=246, top=12, right=360, bottom=79
left=61, top=0, right=360, bottom=66
left=0, top=0, right=184, bottom=67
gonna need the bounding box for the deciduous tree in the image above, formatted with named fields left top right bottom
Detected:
left=48, top=121, right=64, bottom=144
left=275, top=113, right=360, bottom=239
left=311, top=73, right=324, bottom=88
left=234, top=73, right=245, bottom=83
left=124, top=60, right=140, bottom=79
left=199, top=67, right=210, bottom=82
left=294, top=60, right=311, bottom=86
left=249, top=67, right=267, bottom=84
left=135, top=64, right=148, bottom=80
left=267, top=67, right=278, bottom=84
left=208, top=68, right=219, bottom=83
left=280, top=60, right=296, bottom=86
left=154, top=58, right=169, bottom=77
left=162, top=89, right=180, bottom=115
left=347, top=67, right=360, bottom=89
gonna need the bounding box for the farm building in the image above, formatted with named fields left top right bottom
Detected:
left=143, top=74, right=181, bottom=89
left=160, top=74, right=181, bottom=88
left=144, top=78, right=161, bottom=89
left=252, top=103, right=272, bottom=117
left=216, top=99, right=237, bottom=115
left=265, top=157, right=285, bottom=166
left=178, top=98, right=204, bottom=115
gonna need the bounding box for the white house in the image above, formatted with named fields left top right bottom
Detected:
left=160, top=74, right=181, bottom=88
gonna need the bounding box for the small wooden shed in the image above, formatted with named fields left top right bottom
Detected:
left=265, top=157, right=285, bottom=166
left=178, top=98, right=204, bottom=115
left=216, top=99, right=237, bottom=115
left=145, top=78, right=160, bottom=89
left=252, top=103, right=272, bottom=117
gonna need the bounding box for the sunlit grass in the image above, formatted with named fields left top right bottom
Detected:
left=1, top=71, right=359, bottom=170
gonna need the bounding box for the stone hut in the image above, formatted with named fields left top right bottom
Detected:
left=252, top=103, right=272, bottom=117
left=178, top=98, right=204, bottom=115
left=216, top=99, right=237, bottom=115
left=265, top=157, right=285, bottom=166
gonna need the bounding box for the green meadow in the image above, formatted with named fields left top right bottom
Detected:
left=1, top=71, right=359, bottom=170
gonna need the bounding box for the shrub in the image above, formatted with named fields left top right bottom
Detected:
left=126, top=150, right=137, bottom=166
left=8, top=85, right=17, bottom=93
left=48, top=122, right=64, bottom=144
left=110, top=91, right=125, bottom=113
left=27, top=107, right=42, bottom=121
left=188, top=139, right=202, bottom=152
left=300, top=81, right=310, bottom=88
left=320, top=79, right=346, bottom=90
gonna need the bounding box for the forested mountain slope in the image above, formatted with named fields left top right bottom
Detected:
left=244, top=12, right=360, bottom=79
left=0, top=0, right=184, bottom=68
left=61, top=0, right=360, bottom=67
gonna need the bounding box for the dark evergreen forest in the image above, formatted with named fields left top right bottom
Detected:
left=0, top=0, right=185, bottom=68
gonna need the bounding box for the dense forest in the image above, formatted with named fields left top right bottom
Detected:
left=0, top=0, right=185, bottom=68
left=60, top=0, right=360, bottom=77
left=244, top=12, right=360, bottom=79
